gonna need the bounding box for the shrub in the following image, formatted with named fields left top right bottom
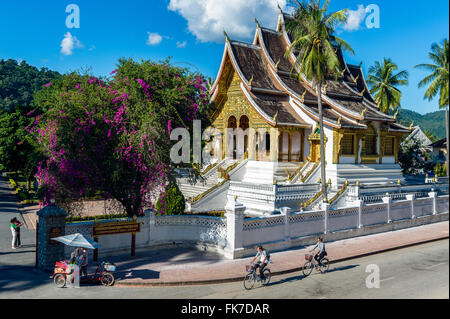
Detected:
left=66, top=213, right=128, bottom=223
left=156, top=182, right=185, bottom=215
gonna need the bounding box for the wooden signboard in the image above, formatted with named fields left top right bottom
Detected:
left=91, top=217, right=141, bottom=261
left=49, top=227, right=63, bottom=245
left=92, top=220, right=140, bottom=237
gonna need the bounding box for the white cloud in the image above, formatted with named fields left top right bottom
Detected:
left=176, top=41, right=187, bottom=48
left=342, top=5, right=367, bottom=31
left=60, top=32, right=83, bottom=55
left=168, top=0, right=287, bottom=43
left=146, top=32, right=163, bottom=45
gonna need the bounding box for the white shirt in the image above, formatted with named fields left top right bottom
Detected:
left=256, top=250, right=269, bottom=263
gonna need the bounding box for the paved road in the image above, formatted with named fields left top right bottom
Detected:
left=1, top=239, right=448, bottom=299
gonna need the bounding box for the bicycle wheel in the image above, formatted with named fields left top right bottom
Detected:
left=54, top=274, right=66, bottom=288
left=101, top=272, right=115, bottom=286
left=243, top=273, right=255, bottom=290
left=261, top=269, right=271, bottom=286
left=319, top=258, right=329, bottom=273
left=302, top=261, right=313, bottom=277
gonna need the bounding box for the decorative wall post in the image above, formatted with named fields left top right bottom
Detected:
left=270, top=127, right=279, bottom=162
left=355, top=199, right=363, bottom=228
left=323, top=203, right=330, bottom=234
left=406, top=194, right=415, bottom=219
left=382, top=195, right=392, bottom=223
left=248, top=128, right=256, bottom=160
left=428, top=191, right=437, bottom=215
left=36, top=204, right=67, bottom=271
left=224, top=196, right=245, bottom=259
left=146, top=209, right=156, bottom=245
left=280, top=207, right=291, bottom=245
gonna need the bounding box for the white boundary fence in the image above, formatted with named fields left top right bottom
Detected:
left=64, top=192, right=449, bottom=259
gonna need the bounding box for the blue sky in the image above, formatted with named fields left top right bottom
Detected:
left=0, top=0, right=448, bottom=114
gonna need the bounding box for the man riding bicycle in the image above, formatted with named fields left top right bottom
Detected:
left=310, top=236, right=327, bottom=271
left=250, top=246, right=271, bottom=281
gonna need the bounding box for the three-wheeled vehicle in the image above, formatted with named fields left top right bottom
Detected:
left=50, top=233, right=116, bottom=288
left=52, top=260, right=116, bottom=287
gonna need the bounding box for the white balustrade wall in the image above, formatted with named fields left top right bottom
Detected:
left=62, top=193, right=449, bottom=259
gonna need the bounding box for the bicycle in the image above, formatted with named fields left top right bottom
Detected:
left=243, top=263, right=271, bottom=290
left=302, top=253, right=329, bottom=277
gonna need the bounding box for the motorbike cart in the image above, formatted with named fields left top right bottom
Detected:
left=52, top=260, right=116, bottom=287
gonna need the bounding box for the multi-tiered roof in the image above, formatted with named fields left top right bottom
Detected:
left=210, top=12, right=411, bottom=133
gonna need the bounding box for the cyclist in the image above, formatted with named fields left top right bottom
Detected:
left=250, top=245, right=271, bottom=281
left=310, top=236, right=327, bottom=271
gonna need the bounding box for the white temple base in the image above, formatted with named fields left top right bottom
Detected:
left=327, top=163, right=405, bottom=186
left=240, top=160, right=276, bottom=184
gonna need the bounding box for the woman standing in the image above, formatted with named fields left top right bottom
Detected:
left=10, top=217, right=23, bottom=249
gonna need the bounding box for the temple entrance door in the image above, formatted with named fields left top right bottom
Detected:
left=239, top=115, right=249, bottom=158
left=310, top=140, right=321, bottom=162
left=233, top=135, right=237, bottom=159
left=227, top=116, right=237, bottom=160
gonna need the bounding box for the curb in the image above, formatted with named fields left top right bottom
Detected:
left=114, top=234, right=449, bottom=287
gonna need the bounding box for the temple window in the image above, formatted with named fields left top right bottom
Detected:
left=364, top=125, right=378, bottom=155
left=384, top=136, right=395, bottom=156
left=341, top=134, right=355, bottom=155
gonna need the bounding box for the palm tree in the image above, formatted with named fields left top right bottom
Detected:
left=415, top=39, right=449, bottom=177
left=284, top=0, right=353, bottom=203
left=366, top=58, right=409, bottom=115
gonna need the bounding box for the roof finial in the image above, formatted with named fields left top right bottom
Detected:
left=409, top=121, right=414, bottom=130
left=275, top=58, right=280, bottom=70
left=359, top=61, right=363, bottom=68
left=361, top=108, right=367, bottom=117
left=340, top=68, right=346, bottom=76
left=248, top=75, right=254, bottom=88
left=277, top=3, right=283, bottom=14
left=359, top=87, right=366, bottom=96
left=301, top=90, right=307, bottom=100
left=254, top=17, right=260, bottom=28
left=353, top=74, right=360, bottom=84
left=223, top=29, right=229, bottom=42
left=393, top=109, right=399, bottom=119
left=273, top=110, right=278, bottom=122
left=337, top=116, right=342, bottom=125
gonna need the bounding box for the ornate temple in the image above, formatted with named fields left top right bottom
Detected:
left=177, top=10, right=415, bottom=215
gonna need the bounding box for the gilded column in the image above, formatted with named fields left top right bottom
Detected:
left=288, top=131, right=292, bottom=162
left=223, top=127, right=230, bottom=159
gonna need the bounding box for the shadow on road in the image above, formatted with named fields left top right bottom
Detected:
left=265, top=264, right=360, bottom=287
left=0, top=249, right=35, bottom=256
left=115, top=269, right=160, bottom=281
left=0, top=265, right=50, bottom=294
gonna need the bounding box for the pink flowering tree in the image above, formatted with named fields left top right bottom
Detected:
left=32, top=59, right=210, bottom=216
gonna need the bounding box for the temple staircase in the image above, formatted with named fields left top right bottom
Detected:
left=177, top=157, right=249, bottom=212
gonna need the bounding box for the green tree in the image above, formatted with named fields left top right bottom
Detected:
left=424, top=130, right=439, bottom=143
left=415, top=39, right=449, bottom=177
left=155, top=182, right=185, bottom=215
left=0, top=108, right=44, bottom=190
left=366, top=58, right=409, bottom=115
left=0, top=59, right=60, bottom=112
left=285, top=0, right=353, bottom=203
left=398, top=137, right=428, bottom=175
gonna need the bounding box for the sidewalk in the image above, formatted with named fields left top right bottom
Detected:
left=113, top=221, right=449, bottom=287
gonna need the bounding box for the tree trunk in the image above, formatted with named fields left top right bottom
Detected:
left=317, top=82, right=328, bottom=203
left=445, top=105, right=449, bottom=177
